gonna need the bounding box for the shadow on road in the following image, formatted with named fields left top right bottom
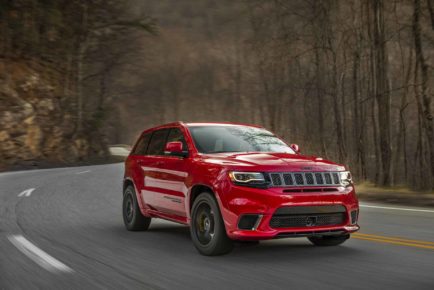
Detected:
left=110, top=222, right=364, bottom=261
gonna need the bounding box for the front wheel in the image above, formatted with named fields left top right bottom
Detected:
left=190, top=192, right=233, bottom=256
left=308, top=234, right=350, bottom=246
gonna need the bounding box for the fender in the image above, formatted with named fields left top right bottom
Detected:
left=123, top=177, right=151, bottom=217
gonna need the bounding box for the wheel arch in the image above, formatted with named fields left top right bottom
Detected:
left=123, top=177, right=150, bottom=217
left=189, top=184, right=216, bottom=211
left=123, top=178, right=135, bottom=195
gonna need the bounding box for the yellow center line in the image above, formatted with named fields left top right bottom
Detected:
left=353, top=233, right=434, bottom=246
left=352, top=233, right=434, bottom=250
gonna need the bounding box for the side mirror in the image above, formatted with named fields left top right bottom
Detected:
left=290, top=143, right=300, bottom=153
left=164, top=141, right=188, bottom=157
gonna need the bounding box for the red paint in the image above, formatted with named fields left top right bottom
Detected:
left=124, top=122, right=359, bottom=240
left=164, top=141, right=183, bottom=154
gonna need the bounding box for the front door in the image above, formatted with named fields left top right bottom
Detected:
left=142, top=127, right=189, bottom=217
left=154, top=127, right=189, bottom=216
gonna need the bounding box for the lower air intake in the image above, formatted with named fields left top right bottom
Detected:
left=270, top=205, right=347, bottom=228
left=270, top=213, right=345, bottom=228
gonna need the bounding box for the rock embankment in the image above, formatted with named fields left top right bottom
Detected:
left=0, top=59, right=106, bottom=170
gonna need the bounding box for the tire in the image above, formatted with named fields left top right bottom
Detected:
left=123, top=185, right=151, bottom=231
left=190, top=192, right=233, bottom=256
left=308, top=234, right=350, bottom=246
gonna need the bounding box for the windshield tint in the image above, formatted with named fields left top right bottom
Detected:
left=188, top=125, right=295, bottom=154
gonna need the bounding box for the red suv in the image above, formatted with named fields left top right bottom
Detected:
left=123, top=122, right=359, bottom=255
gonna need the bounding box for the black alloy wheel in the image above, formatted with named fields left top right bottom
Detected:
left=190, top=192, right=233, bottom=255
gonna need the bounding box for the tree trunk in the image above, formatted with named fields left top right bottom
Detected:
left=393, top=65, right=411, bottom=185
left=427, top=0, right=434, bottom=30
left=331, top=51, right=347, bottom=164
left=75, top=3, right=88, bottom=136
left=372, top=0, right=392, bottom=186
left=315, top=48, right=327, bottom=157
left=413, top=0, right=434, bottom=189
left=352, top=49, right=363, bottom=178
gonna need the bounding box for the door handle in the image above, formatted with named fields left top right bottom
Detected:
left=155, top=161, right=163, bottom=166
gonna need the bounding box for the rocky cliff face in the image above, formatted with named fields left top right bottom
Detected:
left=0, top=59, right=106, bottom=170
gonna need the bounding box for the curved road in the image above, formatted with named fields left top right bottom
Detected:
left=1, top=163, right=433, bottom=289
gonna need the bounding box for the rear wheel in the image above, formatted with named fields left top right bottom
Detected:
left=308, top=234, right=350, bottom=246
left=123, top=185, right=151, bottom=231
left=190, top=192, right=233, bottom=256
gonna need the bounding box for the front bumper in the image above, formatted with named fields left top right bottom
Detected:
left=218, top=183, right=359, bottom=240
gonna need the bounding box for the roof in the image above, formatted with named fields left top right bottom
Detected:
left=140, top=121, right=263, bottom=134
left=184, top=122, right=263, bottom=128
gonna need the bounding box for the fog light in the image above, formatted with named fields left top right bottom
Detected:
left=238, top=214, right=262, bottom=230
left=350, top=210, right=358, bottom=224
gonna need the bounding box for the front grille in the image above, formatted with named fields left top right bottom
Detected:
left=270, top=205, right=347, bottom=228
left=268, top=172, right=342, bottom=187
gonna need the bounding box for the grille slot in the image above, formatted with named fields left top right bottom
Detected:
left=324, top=173, right=332, bottom=184
left=305, top=173, right=314, bottom=184
left=283, top=174, right=293, bottom=185
left=315, top=173, right=324, bottom=184
left=294, top=173, right=304, bottom=185
left=269, top=172, right=343, bottom=187
left=283, top=188, right=339, bottom=193
left=322, top=188, right=338, bottom=192
left=332, top=173, right=340, bottom=184
left=270, top=173, right=282, bottom=186
left=284, top=189, right=303, bottom=193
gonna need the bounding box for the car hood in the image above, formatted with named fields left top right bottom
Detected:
left=200, top=152, right=346, bottom=172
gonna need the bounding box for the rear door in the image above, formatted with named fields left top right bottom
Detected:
left=128, top=131, right=152, bottom=210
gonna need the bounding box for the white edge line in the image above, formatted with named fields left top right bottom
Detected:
left=75, top=170, right=91, bottom=174
left=18, top=188, right=35, bottom=197
left=7, top=235, right=74, bottom=273
left=360, top=204, right=434, bottom=213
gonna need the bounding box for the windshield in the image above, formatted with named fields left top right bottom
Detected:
left=188, top=125, right=295, bottom=154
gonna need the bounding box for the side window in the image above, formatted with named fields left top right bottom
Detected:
left=132, top=133, right=151, bottom=155
left=166, top=128, right=188, bottom=151
left=147, top=129, right=169, bottom=156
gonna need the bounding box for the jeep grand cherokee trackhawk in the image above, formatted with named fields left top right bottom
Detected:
left=123, top=122, right=359, bottom=255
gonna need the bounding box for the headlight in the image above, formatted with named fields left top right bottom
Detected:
left=228, top=171, right=266, bottom=185
left=339, top=171, right=353, bottom=187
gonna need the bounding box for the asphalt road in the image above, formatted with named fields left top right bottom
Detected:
left=1, top=163, right=433, bottom=289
